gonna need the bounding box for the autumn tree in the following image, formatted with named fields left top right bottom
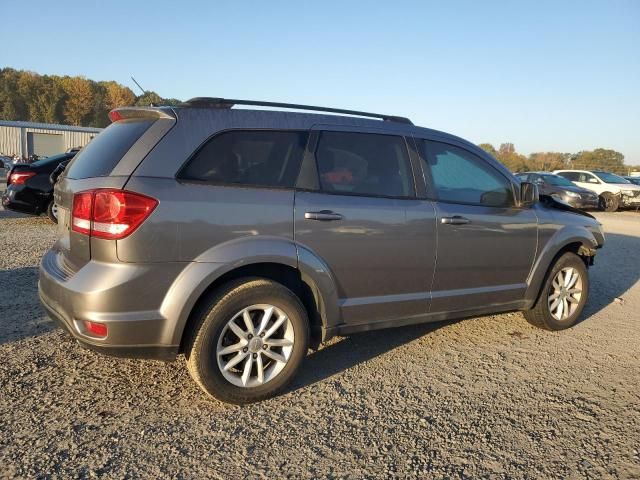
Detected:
left=528, top=152, right=570, bottom=171
left=478, top=143, right=498, bottom=157
left=60, top=76, right=94, bottom=125
left=495, top=143, right=528, bottom=172
left=103, top=81, right=135, bottom=110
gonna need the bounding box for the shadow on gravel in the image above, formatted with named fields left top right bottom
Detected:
left=0, top=266, right=55, bottom=345
left=290, top=320, right=452, bottom=392
left=291, top=232, right=639, bottom=390
left=577, top=232, right=640, bottom=321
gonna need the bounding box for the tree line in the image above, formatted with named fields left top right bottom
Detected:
left=0, top=68, right=180, bottom=128
left=0, top=68, right=634, bottom=174
left=479, top=143, right=631, bottom=175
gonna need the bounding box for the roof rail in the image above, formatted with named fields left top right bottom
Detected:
left=181, top=97, right=413, bottom=125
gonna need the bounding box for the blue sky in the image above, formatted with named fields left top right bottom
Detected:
left=3, top=0, right=639, bottom=163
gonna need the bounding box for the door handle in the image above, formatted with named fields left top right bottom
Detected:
left=305, top=210, right=344, bottom=221
left=441, top=215, right=470, bottom=225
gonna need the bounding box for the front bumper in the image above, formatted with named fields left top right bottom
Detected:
left=566, top=197, right=599, bottom=210
left=621, top=195, right=640, bottom=207
left=38, top=248, right=181, bottom=361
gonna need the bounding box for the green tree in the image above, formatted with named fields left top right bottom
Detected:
left=571, top=149, right=625, bottom=174
left=134, top=91, right=163, bottom=106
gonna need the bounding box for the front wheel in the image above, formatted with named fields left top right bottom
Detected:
left=523, top=252, right=589, bottom=330
left=599, top=192, right=619, bottom=212
left=185, top=278, right=309, bottom=404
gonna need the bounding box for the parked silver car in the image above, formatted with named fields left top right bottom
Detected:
left=39, top=98, right=605, bottom=403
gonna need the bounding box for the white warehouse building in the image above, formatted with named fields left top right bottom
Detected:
left=0, top=120, right=102, bottom=159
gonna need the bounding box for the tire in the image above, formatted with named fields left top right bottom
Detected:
left=523, top=252, right=589, bottom=331
left=598, top=192, right=619, bottom=212
left=185, top=278, right=309, bottom=404
left=46, top=201, right=59, bottom=224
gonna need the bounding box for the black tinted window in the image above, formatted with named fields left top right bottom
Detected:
left=180, top=130, right=308, bottom=188
left=315, top=132, right=412, bottom=197
left=65, top=120, right=153, bottom=179
left=421, top=141, right=514, bottom=207
left=557, top=171, right=579, bottom=181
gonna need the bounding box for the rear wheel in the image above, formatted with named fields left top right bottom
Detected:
left=185, top=278, right=309, bottom=404
left=523, top=252, right=589, bottom=330
left=598, top=192, right=618, bottom=212
left=46, top=201, right=59, bottom=224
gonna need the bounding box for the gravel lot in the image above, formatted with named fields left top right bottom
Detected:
left=1, top=169, right=639, bottom=478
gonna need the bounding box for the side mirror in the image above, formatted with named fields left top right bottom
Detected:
left=588, top=177, right=599, bottom=184
left=519, top=182, right=538, bottom=207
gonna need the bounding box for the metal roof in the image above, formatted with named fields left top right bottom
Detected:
left=0, top=120, right=102, bottom=133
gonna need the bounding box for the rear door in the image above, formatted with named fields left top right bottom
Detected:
left=415, top=139, right=537, bottom=313
left=294, top=128, right=437, bottom=326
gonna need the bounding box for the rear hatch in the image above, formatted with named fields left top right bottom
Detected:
left=54, top=108, right=176, bottom=269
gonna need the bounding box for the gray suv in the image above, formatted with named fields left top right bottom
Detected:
left=39, top=98, right=605, bottom=404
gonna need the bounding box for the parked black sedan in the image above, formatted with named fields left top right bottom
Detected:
left=515, top=171, right=599, bottom=209
left=2, top=151, right=77, bottom=223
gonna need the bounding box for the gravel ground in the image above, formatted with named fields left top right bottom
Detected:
left=1, top=171, right=639, bottom=478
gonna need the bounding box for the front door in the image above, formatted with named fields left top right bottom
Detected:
left=416, top=139, right=538, bottom=313
left=294, top=130, right=437, bottom=326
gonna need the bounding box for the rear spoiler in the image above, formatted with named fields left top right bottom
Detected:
left=108, top=107, right=176, bottom=123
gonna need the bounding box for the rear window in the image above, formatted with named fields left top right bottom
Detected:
left=65, top=120, right=153, bottom=179
left=178, top=130, right=308, bottom=188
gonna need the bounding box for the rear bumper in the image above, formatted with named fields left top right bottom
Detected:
left=38, top=248, right=181, bottom=361
left=1, top=185, right=49, bottom=215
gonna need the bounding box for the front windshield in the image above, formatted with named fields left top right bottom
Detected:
left=594, top=171, right=631, bottom=184
left=541, top=174, right=575, bottom=187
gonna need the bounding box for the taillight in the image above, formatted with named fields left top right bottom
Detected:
left=71, top=189, right=157, bottom=240
left=71, top=191, right=93, bottom=235
left=9, top=171, right=36, bottom=185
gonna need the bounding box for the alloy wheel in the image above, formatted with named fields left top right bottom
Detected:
left=548, top=267, right=583, bottom=321
left=216, top=304, right=294, bottom=388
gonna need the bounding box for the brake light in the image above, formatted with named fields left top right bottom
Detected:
left=9, top=171, right=36, bottom=185
left=71, top=189, right=157, bottom=239
left=108, top=110, right=123, bottom=122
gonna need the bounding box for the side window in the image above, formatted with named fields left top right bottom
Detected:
left=315, top=131, right=412, bottom=198
left=515, top=173, right=529, bottom=182
left=179, top=130, right=308, bottom=188
left=558, top=172, right=577, bottom=181
left=420, top=140, right=514, bottom=207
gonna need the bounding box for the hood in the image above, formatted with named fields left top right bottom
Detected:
left=539, top=194, right=595, bottom=219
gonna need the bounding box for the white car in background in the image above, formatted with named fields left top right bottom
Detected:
left=553, top=169, right=640, bottom=212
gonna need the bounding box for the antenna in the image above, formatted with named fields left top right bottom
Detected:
left=130, top=76, right=147, bottom=95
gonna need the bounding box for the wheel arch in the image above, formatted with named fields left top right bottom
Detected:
left=164, top=238, right=341, bottom=353
left=524, top=228, right=597, bottom=307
